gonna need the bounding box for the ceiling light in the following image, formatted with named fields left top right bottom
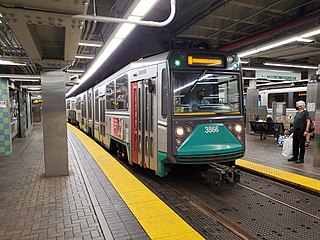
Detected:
left=0, top=60, right=26, bottom=66
left=67, top=0, right=161, bottom=97
left=78, top=40, right=103, bottom=47
left=258, top=37, right=297, bottom=52
left=20, top=85, right=41, bottom=88
left=264, top=62, right=317, bottom=69
left=238, top=50, right=259, bottom=58
left=10, top=78, right=40, bottom=82
left=295, top=37, right=313, bottom=43
left=300, top=28, right=320, bottom=38
left=67, top=69, right=85, bottom=73
left=242, top=67, right=292, bottom=73
left=75, top=54, right=95, bottom=59
left=0, top=74, right=40, bottom=79
left=28, top=87, right=41, bottom=91
left=131, top=0, right=159, bottom=17
left=115, top=16, right=141, bottom=39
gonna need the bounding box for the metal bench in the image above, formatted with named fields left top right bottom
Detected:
left=249, top=121, right=285, bottom=140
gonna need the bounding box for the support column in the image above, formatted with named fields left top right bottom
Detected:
left=18, top=91, right=27, bottom=138
left=41, top=71, right=69, bottom=177
left=246, top=79, right=259, bottom=133
left=311, top=66, right=320, bottom=167
left=0, top=78, right=12, bottom=156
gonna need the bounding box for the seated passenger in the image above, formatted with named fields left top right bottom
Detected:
left=190, top=88, right=209, bottom=111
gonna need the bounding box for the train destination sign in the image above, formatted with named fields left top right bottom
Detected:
left=188, top=56, right=223, bottom=67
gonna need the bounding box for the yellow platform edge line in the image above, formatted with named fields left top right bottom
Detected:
left=236, top=159, right=320, bottom=193
left=67, top=124, right=204, bottom=240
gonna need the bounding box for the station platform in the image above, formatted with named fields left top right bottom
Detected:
left=1, top=123, right=320, bottom=239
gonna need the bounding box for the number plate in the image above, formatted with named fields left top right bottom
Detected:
left=204, top=126, right=219, bottom=133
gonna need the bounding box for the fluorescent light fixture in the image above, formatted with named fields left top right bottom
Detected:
left=115, top=16, right=141, bottom=39
left=78, top=40, right=103, bottom=47
left=300, top=28, right=320, bottom=38
left=295, top=37, right=313, bottom=43
left=0, top=74, right=40, bottom=79
left=0, top=60, right=26, bottom=66
left=28, top=87, right=41, bottom=91
left=20, top=85, right=41, bottom=88
left=67, top=0, right=160, bottom=97
left=241, top=61, right=249, bottom=64
left=79, top=38, right=123, bottom=84
left=131, top=0, right=158, bottom=17
left=264, top=62, right=317, bottom=69
left=238, top=50, right=259, bottom=58
left=75, top=54, right=95, bottom=59
left=11, top=78, right=40, bottom=82
left=67, top=69, right=85, bottom=73
left=242, top=67, right=293, bottom=73
left=258, top=37, right=297, bottom=52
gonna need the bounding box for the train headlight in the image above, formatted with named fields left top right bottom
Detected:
left=176, top=138, right=182, bottom=145
left=186, top=126, right=193, bottom=133
left=235, top=124, right=242, bottom=133
left=175, top=126, right=184, bottom=136
left=227, top=56, right=234, bottom=63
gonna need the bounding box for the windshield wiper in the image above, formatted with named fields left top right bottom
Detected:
left=189, top=69, right=208, bottom=93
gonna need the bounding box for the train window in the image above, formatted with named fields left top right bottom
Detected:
left=115, top=75, right=128, bottom=110
left=83, top=95, right=87, bottom=118
left=172, top=72, right=241, bottom=115
left=88, top=92, right=92, bottom=120
left=267, top=93, right=288, bottom=108
left=161, top=69, right=168, bottom=118
left=95, top=90, right=99, bottom=121
left=293, top=91, right=307, bottom=107
left=106, top=81, right=115, bottom=110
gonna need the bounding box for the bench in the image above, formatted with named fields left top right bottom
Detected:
left=249, top=121, right=285, bottom=140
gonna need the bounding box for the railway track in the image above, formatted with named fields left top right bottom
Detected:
left=112, top=153, right=320, bottom=239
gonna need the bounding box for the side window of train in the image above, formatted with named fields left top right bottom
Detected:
left=161, top=68, right=168, bottom=118
left=267, top=93, right=288, bottom=108
left=83, top=95, right=87, bottom=118
left=88, top=92, right=92, bottom=120
left=115, top=75, right=129, bottom=110
left=94, top=90, right=99, bottom=121
left=106, top=81, right=115, bottom=111
left=293, top=91, right=307, bottom=108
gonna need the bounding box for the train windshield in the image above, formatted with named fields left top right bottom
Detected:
left=173, top=72, right=241, bottom=115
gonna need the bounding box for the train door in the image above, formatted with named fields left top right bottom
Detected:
left=131, top=77, right=158, bottom=170
left=99, top=96, right=106, bottom=143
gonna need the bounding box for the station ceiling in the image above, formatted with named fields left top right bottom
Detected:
left=0, top=0, right=320, bottom=95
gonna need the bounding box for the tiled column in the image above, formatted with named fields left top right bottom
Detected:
left=0, top=79, right=12, bottom=156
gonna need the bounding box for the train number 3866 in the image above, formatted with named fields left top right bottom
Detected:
left=204, top=126, right=219, bottom=133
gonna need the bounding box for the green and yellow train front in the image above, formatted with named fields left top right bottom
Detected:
left=165, top=50, right=245, bottom=169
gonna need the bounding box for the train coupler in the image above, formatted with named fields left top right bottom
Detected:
left=202, top=163, right=240, bottom=185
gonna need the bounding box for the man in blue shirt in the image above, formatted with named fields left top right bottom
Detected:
left=190, top=88, right=209, bottom=111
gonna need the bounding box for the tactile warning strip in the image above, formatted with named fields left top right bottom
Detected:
left=236, top=159, right=320, bottom=193
left=68, top=124, right=204, bottom=240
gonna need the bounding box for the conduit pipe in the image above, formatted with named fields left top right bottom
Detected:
left=220, top=11, right=320, bottom=51
left=73, top=0, right=176, bottom=27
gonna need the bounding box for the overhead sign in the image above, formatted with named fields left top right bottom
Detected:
left=256, top=70, right=301, bottom=81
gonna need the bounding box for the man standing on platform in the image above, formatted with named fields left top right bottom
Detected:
left=288, top=100, right=311, bottom=163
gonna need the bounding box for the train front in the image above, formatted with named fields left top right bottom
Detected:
left=167, top=49, right=245, bottom=167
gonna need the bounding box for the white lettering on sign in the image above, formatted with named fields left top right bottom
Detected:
left=205, top=126, right=219, bottom=133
